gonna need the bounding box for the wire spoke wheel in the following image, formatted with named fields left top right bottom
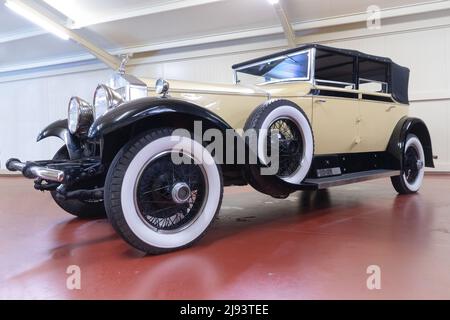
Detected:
left=105, top=128, right=223, bottom=254
left=391, top=134, right=425, bottom=195
left=404, top=145, right=420, bottom=184
left=134, top=152, right=207, bottom=233
left=267, top=118, right=304, bottom=178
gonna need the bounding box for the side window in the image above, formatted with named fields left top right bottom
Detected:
left=315, top=50, right=356, bottom=89
left=358, top=59, right=389, bottom=93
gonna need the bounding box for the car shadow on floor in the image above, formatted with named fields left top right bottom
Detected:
left=195, top=189, right=340, bottom=248
left=47, top=188, right=429, bottom=260
left=50, top=218, right=120, bottom=259
left=51, top=189, right=340, bottom=258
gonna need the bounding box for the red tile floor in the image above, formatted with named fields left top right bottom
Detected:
left=1, top=175, right=450, bottom=299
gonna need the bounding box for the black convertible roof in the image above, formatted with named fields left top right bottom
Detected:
left=232, top=44, right=394, bottom=69
left=232, top=44, right=410, bottom=104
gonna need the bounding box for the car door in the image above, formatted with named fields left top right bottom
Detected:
left=357, top=94, right=408, bottom=153
left=356, top=59, right=408, bottom=152
left=312, top=50, right=360, bottom=155
left=312, top=87, right=360, bottom=155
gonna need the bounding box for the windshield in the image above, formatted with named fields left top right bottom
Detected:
left=235, top=50, right=311, bottom=85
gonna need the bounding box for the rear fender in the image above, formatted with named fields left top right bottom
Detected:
left=387, top=117, right=435, bottom=169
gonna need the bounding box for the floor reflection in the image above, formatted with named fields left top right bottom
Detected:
left=2, top=176, right=450, bottom=299
left=299, top=189, right=332, bottom=213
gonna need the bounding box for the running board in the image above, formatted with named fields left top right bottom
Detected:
left=298, top=169, right=400, bottom=190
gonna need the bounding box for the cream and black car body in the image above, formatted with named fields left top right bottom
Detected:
left=7, top=44, right=434, bottom=254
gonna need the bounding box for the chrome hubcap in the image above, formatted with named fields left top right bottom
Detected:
left=417, top=160, right=424, bottom=170
left=267, top=117, right=303, bottom=178
left=171, top=182, right=191, bottom=204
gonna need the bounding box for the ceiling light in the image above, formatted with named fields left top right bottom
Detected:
left=268, top=0, right=280, bottom=4
left=42, top=0, right=86, bottom=29
left=5, top=0, right=69, bottom=40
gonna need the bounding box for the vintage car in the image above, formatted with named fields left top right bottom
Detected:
left=7, top=44, right=434, bottom=254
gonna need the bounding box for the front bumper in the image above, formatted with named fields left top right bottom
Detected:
left=7, top=159, right=65, bottom=183
left=6, top=157, right=103, bottom=185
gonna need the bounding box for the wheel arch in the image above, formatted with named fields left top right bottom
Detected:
left=387, top=117, right=435, bottom=169
left=93, top=98, right=236, bottom=171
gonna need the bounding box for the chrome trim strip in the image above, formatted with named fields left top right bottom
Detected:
left=159, top=88, right=269, bottom=97
left=310, top=47, right=316, bottom=85
left=316, top=79, right=356, bottom=89
left=312, top=85, right=395, bottom=100
left=260, top=76, right=310, bottom=85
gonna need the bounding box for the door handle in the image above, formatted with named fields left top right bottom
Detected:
left=386, top=105, right=397, bottom=112
left=315, top=99, right=327, bottom=104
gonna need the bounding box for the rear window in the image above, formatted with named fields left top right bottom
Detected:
left=359, top=59, right=389, bottom=93
left=315, top=50, right=355, bottom=89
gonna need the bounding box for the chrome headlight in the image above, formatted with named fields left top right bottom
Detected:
left=68, top=97, right=94, bottom=135
left=93, top=84, right=124, bottom=119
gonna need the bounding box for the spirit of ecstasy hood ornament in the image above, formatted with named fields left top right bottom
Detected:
left=118, top=54, right=132, bottom=75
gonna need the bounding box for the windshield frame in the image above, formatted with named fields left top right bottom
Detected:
left=233, top=48, right=313, bottom=85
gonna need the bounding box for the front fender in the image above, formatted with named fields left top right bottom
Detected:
left=37, top=119, right=68, bottom=143
left=387, top=117, right=435, bottom=168
left=37, top=119, right=82, bottom=159
left=87, top=97, right=232, bottom=140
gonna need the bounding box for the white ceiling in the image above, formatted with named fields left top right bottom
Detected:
left=285, top=0, right=439, bottom=22
left=0, top=0, right=445, bottom=76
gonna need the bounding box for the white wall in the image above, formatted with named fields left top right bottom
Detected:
left=1, top=10, right=449, bottom=171
left=0, top=70, right=111, bottom=169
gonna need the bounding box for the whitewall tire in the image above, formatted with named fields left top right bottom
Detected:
left=104, top=128, right=223, bottom=254
left=391, top=134, right=425, bottom=194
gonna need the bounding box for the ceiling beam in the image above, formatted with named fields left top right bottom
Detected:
left=6, top=0, right=121, bottom=69
left=271, top=1, right=296, bottom=48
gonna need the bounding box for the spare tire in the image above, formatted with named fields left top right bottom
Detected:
left=243, top=99, right=314, bottom=197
